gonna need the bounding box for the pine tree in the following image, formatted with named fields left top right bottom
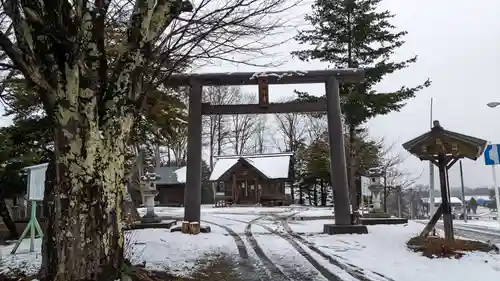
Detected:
left=292, top=0, right=430, bottom=211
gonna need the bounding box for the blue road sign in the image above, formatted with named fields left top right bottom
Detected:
left=484, top=144, right=500, bottom=165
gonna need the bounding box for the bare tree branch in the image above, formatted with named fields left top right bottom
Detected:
left=273, top=96, right=307, bottom=152
left=202, top=85, right=238, bottom=167
left=229, top=90, right=257, bottom=155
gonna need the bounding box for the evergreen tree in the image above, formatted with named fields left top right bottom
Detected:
left=294, top=129, right=379, bottom=206
left=292, top=0, right=430, bottom=211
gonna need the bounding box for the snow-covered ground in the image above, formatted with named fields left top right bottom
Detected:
left=1, top=206, right=499, bottom=281
left=454, top=220, right=500, bottom=230
left=292, top=221, right=500, bottom=281
left=291, top=208, right=334, bottom=218
left=141, top=205, right=301, bottom=218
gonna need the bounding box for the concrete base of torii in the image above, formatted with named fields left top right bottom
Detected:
left=323, top=224, right=368, bottom=235
left=170, top=224, right=212, bottom=234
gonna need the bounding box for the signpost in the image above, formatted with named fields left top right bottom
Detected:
left=258, top=77, right=269, bottom=107
left=483, top=144, right=500, bottom=226
left=11, top=163, right=47, bottom=254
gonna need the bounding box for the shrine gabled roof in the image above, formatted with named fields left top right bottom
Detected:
left=402, top=121, right=487, bottom=161
left=209, top=153, right=293, bottom=181
left=155, top=166, right=186, bottom=185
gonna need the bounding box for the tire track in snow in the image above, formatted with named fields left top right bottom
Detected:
left=210, top=214, right=316, bottom=280
left=280, top=218, right=396, bottom=281
left=214, top=214, right=343, bottom=281
left=201, top=220, right=248, bottom=259
left=202, top=218, right=265, bottom=281
left=245, top=217, right=292, bottom=281
left=257, top=219, right=344, bottom=281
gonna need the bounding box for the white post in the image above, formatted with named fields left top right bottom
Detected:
left=492, top=165, right=500, bottom=227
left=459, top=160, right=467, bottom=223
left=429, top=163, right=435, bottom=217
left=428, top=98, right=435, bottom=218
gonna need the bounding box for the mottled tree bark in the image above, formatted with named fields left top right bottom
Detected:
left=39, top=77, right=134, bottom=281
left=0, top=1, right=193, bottom=280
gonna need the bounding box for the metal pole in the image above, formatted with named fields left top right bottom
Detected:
left=491, top=165, right=500, bottom=227
left=325, top=76, right=351, bottom=225
left=29, top=200, right=36, bottom=252
left=459, top=160, right=467, bottom=223
left=429, top=98, right=435, bottom=217
left=184, top=80, right=203, bottom=222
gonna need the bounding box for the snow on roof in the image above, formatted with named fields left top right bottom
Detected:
left=421, top=197, right=463, bottom=204
left=209, top=153, right=293, bottom=181
left=155, top=166, right=186, bottom=185
left=174, top=166, right=186, bottom=184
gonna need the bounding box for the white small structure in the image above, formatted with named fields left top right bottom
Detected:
left=140, top=166, right=161, bottom=222
left=367, top=171, right=384, bottom=211
left=11, top=163, right=47, bottom=254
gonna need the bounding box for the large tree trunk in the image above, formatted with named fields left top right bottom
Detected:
left=0, top=0, right=192, bottom=279
left=41, top=136, right=128, bottom=281
left=40, top=81, right=133, bottom=281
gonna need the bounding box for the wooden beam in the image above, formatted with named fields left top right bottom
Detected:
left=201, top=102, right=326, bottom=115
left=165, top=69, right=365, bottom=86
left=420, top=203, right=443, bottom=238
left=446, top=157, right=460, bottom=170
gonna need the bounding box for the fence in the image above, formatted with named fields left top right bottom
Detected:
left=6, top=199, right=46, bottom=221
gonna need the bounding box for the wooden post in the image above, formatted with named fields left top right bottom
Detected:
left=438, top=155, right=454, bottom=241
left=419, top=204, right=443, bottom=237
left=190, top=222, right=201, bottom=235
left=181, top=221, right=190, bottom=234
left=232, top=174, right=236, bottom=204
left=184, top=79, right=203, bottom=222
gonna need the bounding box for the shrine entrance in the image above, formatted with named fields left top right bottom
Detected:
left=166, top=69, right=366, bottom=231
left=236, top=179, right=255, bottom=204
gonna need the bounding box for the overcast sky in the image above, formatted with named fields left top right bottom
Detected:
left=199, top=0, right=500, bottom=188
left=1, top=0, right=498, bottom=189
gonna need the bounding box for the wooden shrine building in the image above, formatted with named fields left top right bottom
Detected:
left=209, top=153, right=294, bottom=206
left=155, top=166, right=186, bottom=206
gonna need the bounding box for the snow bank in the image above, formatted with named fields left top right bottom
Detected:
left=302, top=221, right=500, bottom=281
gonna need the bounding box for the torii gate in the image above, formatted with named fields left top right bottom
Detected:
left=167, top=69, right=368, bottom=235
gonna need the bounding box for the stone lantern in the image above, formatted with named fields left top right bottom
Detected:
left=140, top=165, right=161, bottom=223
left=367, top=168, right=383, bottom=211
